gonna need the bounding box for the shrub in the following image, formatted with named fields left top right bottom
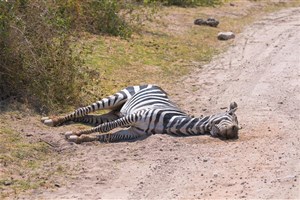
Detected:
left=83, top=0, right=133, bottom=38
left=50, top=0, right=134, bottom=38
left=0, top=0, right=222, bottom=113
left=0, top=0, right=139, bottom=113
left=0, top=0, right=84, bottom=113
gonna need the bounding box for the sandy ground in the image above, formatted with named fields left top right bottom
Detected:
left=18, top=7, right=300, bottom=199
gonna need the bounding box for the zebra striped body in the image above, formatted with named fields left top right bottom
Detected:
left=42, top=84, right=239, bottom=143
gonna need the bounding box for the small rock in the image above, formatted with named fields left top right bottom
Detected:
left=194, top=18, right=219, bottom=27
left=230, top=2, right=235, bottom=6
left=54, top=183, right=60, bottom=187
left=278, top=101, right=283, bottom=104
left=206, top=18, right=219, bottom=27
left=218, top=32, right=235, bottom=40
left=4, top=180, right=13, bottom=186
left=194, top=18, right=206, bottom=26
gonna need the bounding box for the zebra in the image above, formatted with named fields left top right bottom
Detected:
left=41, top=84, right=239, bottom=143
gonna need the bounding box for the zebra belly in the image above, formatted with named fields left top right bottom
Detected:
left=132, top=109, right=187, bottom=135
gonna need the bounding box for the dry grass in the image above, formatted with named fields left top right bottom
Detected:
left=0, top=126, right=49, bottom=198
left=77, top=0, right=300, bottom=102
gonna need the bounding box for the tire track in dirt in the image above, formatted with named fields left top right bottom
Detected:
left=179, top=7, right=300, bottom=199
left=19, top=7, right=300, bottom=199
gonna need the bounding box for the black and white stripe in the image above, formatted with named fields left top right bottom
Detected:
left=42, top=85, right=239, bottom=143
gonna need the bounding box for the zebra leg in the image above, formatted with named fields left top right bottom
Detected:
left=42, top=85, right=154, bottom=127
left=68, top=128, right=146, bottom=144
left=65, top=110, right=148, bottom=142
left=42, top=97, right=126, bottom=127
left=71, top=111, right=121, bottom=126
left=42, top=89, right=129, bottom=127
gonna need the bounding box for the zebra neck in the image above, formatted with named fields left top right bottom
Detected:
left=166, top=116, right=211, bottom=135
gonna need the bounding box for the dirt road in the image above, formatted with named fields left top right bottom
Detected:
left=21, top=7, right=300, bottom=199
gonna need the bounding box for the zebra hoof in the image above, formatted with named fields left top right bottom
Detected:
left=64, top=131, right=74, bottom=139
left=43, top=119, right=54, bottom=127
left=68, top=135, right=78, bottom=143
left=41, top=117, right=49, bottom=123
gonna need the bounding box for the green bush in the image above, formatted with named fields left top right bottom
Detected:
left=0, top=1, right=84, bottom=113
left=0, top=0, right=140, bottom=113
left=50, top=0, right=133, bottom=38
left=0, top=0, right=222, bottom=113
left=84, top=1, right=133, bottom=38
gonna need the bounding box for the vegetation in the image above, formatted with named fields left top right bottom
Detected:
left=0, top=0, right=226, bottom=113
left=0, top=1, right=84, bottom=112
left=0, top=125, right=51, bottom=198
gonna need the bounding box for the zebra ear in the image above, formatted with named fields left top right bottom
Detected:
left=229, top=102, right=238, bottom=110
left=228, top=102, right=238, bottom=115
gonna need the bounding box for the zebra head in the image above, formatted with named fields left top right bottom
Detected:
left=210, top=102, right=239, bottom=139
